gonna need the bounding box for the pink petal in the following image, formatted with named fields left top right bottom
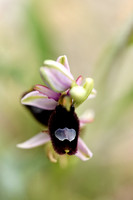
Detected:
left=17, top=132, right=50, bottom=149
left=75, top=137, right=93, bottom=161
left=43, top=60, right=74, bottom=80
left=40, top=66, right=74, bottom=92
left=76, top=75, right=83, bottom=85
left=34, top=84, right=60, bottom=101
left=79, top=110, right=95, bottom=128
left=40, top=60, right=74, bottom=92
left=56, top=55, right=70, bottom=71
left=21, top=91, right=58, bottom=110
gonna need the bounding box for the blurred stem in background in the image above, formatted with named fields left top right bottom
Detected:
left=95, top=15, right=133, bottom=86
left=26, top=3, right=57, bottom=62
left=93, top=16, right=133, bottom=130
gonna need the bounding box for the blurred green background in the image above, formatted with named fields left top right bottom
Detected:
left=0, top=0, right=133, bottom=200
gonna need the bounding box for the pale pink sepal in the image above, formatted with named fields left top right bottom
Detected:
left=79, top=110, right=95, bottom=128
left=56, top=55, right=70, bottom=72
left=75, top=137, right=93, bottom=161
left=21, top=91, right=58, bottom=110
left=17, top=132, right=50, bottom=149
left=40, top=66, right=73, bottom=92
left=34, top=84, right=60, bottom=101
left=43, top=60, right=74, bottom=80
left=76, top=75, right=83, bottom=85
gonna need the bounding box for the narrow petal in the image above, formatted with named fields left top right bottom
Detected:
left=17, top=132, right=50, bottom=149
left=79, top=110, right=95, bottom=128
left=34, top=84, right=61, bottom=101
left=87, top=88, right=97, bottom=100
left=56, top=55, right=70, bottom=71
left=76, top=75, right=83, bottom=85
left=40, top=60, right=74, bottom=92
left=21, top=91, right=58, bottom=110
left=75, top=137, right=93, bottom=161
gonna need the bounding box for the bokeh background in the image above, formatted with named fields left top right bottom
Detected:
left=0, top=0, right=133, bottom=199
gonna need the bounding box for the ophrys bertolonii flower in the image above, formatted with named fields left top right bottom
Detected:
left=17, top=55, right=96, bottom=162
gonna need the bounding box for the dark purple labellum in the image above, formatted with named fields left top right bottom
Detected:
left=48, top=105, right=79, bottom=155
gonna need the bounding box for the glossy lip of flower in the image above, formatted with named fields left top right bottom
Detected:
left=19, top=55, right=96, bottom=161
left=17, top=109, right=94, bottom=161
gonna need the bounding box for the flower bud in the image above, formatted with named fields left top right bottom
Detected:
left=70, top=78, right=94, bottom=106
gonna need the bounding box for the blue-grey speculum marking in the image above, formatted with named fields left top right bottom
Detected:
left=55, top=128, right=76, bottom=142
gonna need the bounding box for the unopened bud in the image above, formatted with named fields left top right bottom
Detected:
left=69, top=78, right=94, bottom=107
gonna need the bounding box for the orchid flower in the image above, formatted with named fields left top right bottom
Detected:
left=17, top=55, right=96, bottom=162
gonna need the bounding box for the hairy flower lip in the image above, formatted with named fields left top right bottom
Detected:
left=48, top=105, right=79, bottom=155
left=17, top=106, right=94, bottom=161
